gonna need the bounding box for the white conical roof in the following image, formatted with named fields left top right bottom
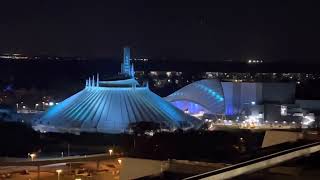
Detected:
left=34, top=48, right=199, bottom=134
left=35, top=85, right=198, bottom=134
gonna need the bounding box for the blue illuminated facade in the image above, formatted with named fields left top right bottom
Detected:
left=33, top=48, right=198, bottom=134
left=171, top=100, right=211, bottom=114
left=165, top=79, right=225, bottom=115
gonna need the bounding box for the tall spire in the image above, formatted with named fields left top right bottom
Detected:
left=131, top=63, right=135, bottom=78
left=92, top=76, right=95, bottom=87
left=96, top=73, right=99, bottom=87
left=88, top=77, right=91, bottom=87
left=121, top=47, right=134, bottom=78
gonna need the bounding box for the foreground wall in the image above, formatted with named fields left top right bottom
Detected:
left=262, top=130, right=303, bottom=148
left=120, top=158, right=167, bottom=179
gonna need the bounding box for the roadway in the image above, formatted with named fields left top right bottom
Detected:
left=0, top=153, right=122, bottom=166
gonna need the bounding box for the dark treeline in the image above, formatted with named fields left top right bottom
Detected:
left=0, top=121, right=264, bottom=163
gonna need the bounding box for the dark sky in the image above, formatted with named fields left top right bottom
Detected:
left=0, top=1, right=318, bottom=62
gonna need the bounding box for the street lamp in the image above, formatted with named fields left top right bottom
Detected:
left=118, top=159, right=122, bottom=165
left=35, top=103, right=39, bottom=109
left=56, top=169, right=62, bottom=180
left=29, top=153, right=36, bottom=161
left=108, top=149, right=113, bottom=156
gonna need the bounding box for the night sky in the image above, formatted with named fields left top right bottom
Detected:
left=0, top=1, right=318, bottom=62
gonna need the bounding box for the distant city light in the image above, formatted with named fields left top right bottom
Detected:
left=281, top=105, right=287, bottom=116
left=0, top=54, right=28, bottom=60
left=302, top=114, right=315, bottom=125
left=247, top=59, right=263, bottom=64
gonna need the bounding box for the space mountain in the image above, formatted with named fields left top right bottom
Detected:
left=33, top=47, right=199, bottom=134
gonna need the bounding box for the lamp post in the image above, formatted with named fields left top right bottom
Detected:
left=29, top=153, right=36, bottom=161
left=108, top=149, right=113, bottom=156
left=35, top=103, right=39, bottom=110
left=56, top=169, right=62, bottom=180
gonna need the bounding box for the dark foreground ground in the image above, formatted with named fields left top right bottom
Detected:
left=0, top=121, right=264, bottom=163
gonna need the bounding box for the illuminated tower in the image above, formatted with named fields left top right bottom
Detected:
left=121, top=47, right=134, bottom=78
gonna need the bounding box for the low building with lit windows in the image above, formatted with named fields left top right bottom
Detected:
left=166, top=79, right=319, bottom=127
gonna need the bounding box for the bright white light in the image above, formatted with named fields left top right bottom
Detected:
left=150, top=71, right=158, bottom=76
left=251, top=101, right=256, bottom=105
left=108, top=149, right=113, bottom=156
left=49, top=102, right=54, bottom=106
left=56, top=169, right=62, bottom=173
left=29, top=153, right=36, bottom=161
left=244, top=115, right=259, bottom=123
left=145, top=131, right=154, bottom=136
left=302, top=115, right=315, bottom=125
left=242, top=115, right=260, bottom=128
left=224, top=119, right=233, bottom=126
left=281, top=105, right=287, bottom=116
